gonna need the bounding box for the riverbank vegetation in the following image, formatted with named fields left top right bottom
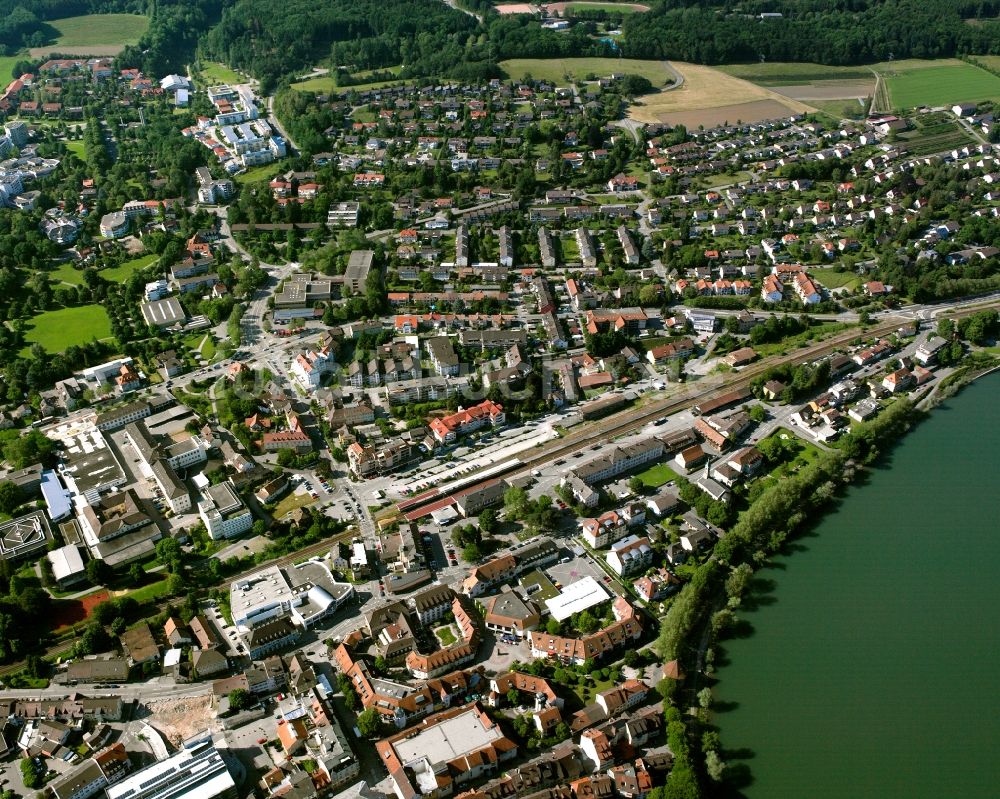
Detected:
left=655, top=398, right=922, bottom=792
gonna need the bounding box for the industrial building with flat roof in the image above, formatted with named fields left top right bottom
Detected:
left=230, top=562, right=354, bottom=631
left=105, top=734, right=236, bottom=799
left=140, top=297, right=187, bottom=328
left=544, top=576, right=611, bottom=623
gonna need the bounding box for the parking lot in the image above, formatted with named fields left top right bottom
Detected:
left=544, top=549, right=617, bottom=595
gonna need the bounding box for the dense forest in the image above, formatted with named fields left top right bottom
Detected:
left=116, top=0, right=224, bottom=78
left=6, top=0, right=1000, bottom=82
left=623, top=0, right=1000, bottom=64
left=200, top=0, right=486, bottom=91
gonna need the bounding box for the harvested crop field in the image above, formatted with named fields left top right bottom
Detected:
left=629, top=62, right=814, bottom=126
left=144, top=695, right=216, bottom=747
left=649, top=99, right=804, bottom=128
left=770, top=79, right=875, bottom=102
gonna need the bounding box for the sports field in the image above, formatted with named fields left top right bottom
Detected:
left=544, top=1, right=650, bottom=13
left=29, top=14, right=149, bottom=57
left=500, top=57, right=673, bottom=85
left=883, top=61, right=1000, bottom=110
left=21, top=305, right=113, bottom=354
left=101, top=253, right=158, bottom=282
left=628, top=62, right=813, bottom=126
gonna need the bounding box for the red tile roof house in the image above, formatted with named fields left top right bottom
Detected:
left=607, top=173, right=639, bottom=193
left=429, top=399, right=505, bottom=444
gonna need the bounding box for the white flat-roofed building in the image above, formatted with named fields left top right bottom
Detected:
left=377, top=703, right=517, bottom=799
left=144, top=279, right=168, bottom=301
left=105, top=735, right=237, bottom=799
left=327, top=202, right=359, bottom=227
left=41, top=468, right=73, bottom=521
left=47, top=544, right=86, bottom=585
left=230, top=562, right=354, bottom=631
left=545, top=575, right=611, bottom=623
left=198, top=480, right=252, bottom=540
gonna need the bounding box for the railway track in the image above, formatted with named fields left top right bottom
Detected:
left=399, top=303, right=1000, bottom=518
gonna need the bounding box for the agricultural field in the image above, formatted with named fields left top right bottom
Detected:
left=199, top=62, right=244, bottom=86
left=100, top=253, right=158, bottom=282
left=20, top=304, right=113, bottom=354
left=716, top=63, right=875, bottom=85
left=500, top=57, right=672, bottom=86
left=715, top=62, right=875, bottom=108
left=628, top=62, right=813, bottom=127
left=895, top=116, right=974, bottom=156
left=975, top=55, right=1000, bottom=73
left=28, top=14, right=149, bottom=57
left=883, top=60, right=1000, bottom=110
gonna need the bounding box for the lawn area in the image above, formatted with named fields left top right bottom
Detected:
left=0, top=55, right=23, bottom=82
left=64, top=140, right=87, bottom=159
left=636, top=462, right=678, bottom=488
left=199, top=61, right=244, bottom=86
left=237, top=162, right=286, bottom=184
left=185, top=332, right=217, bottom=361
left=810, top=267, right=861, bottom=290
left=351, top=108, right=378, bottom=123
left=500, top=57, right=674, bottom=86
left=101, top=253, right=158, bottom=282
left=809, top=98, right=869, bottom=121
left=272, top=490, right=315, bottom=519
left=21, top=304, right=113, bottom=354
left=716, top=62, right=874, bottom=85
left=49, top=261, right=87, bottom=286
left=883, top=61, right=1000, bottom=109
left=40, top=14, right=148, bottom=51
left=753, top=321, right=854, bottom=358
left=758, top=428, right=822, bottom=483
left=563, top=673, right=615, bottom=708
left=291, top=75, right=410, bottom=94
left=119, top=577, right=171, bottom=605
left=434, top=625, right=458, bottom=646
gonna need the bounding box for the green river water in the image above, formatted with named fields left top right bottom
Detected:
left=715, top=373, right=1000, bottom=798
